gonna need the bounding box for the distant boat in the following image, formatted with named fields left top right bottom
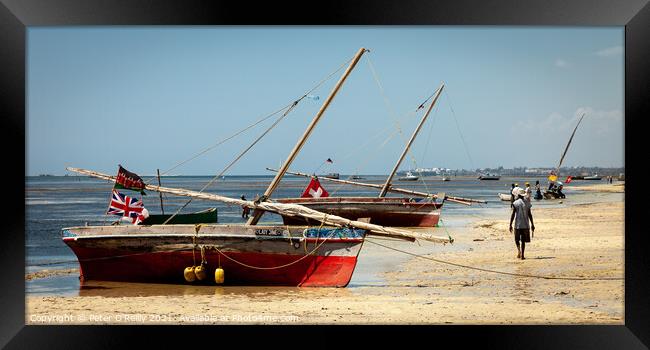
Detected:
left=441, top=176, right=450, bottom=182
left=498, top=193, right=512, bottom=201
left=350, top=175, right=364, bottom=180
left=322, top=173, right=339, bottom=179
left=478, top=174, right=500, bottom=180
left=398, top=171, right=419, bottom=181
left=583, top=175, right=602, bottom=180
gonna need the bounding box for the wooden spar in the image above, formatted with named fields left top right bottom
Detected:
left=555, top=112, right=586, bottom=177
left=67, top=167, right=452, bottom=244
left=266, top=167, right=486, bottom=205
left=379, top=83, right=445, bottom=197
left=247, top=47, right=368, bottom=225
left=156, top=168, right=164, bottom=215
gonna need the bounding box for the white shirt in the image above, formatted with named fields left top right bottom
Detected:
left=512, top=198, right=532, bottom=229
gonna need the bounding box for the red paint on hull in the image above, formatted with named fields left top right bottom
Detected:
left=66, top=245, right=359, bottom=287
left=281, top=212, right=439, bottom=227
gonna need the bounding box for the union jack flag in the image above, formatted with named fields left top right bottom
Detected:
left=107, top=190, right=145, bottom=224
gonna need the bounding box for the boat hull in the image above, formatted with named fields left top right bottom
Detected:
left=498, top=193, right=512, bottom=201
left=543, top=191, right=565, bottom=199
left=398, top=176, right=419, bottom=181
left=276, top=197, right=442, bottom=227
left=62, top=225, right=364, bottom=287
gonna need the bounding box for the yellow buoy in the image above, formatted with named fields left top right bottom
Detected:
left=184, top=266, right=197, bottom=282
left=215, top=267, right=225, bottom=284
left=194, top=264, right=207, bottom=281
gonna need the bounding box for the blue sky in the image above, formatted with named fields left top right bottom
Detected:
left=27, top=27, right=624, bottom=176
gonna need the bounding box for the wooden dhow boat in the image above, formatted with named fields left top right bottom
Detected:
left=63, top=223, right=366, bottom=287
left=276, top=196, right=443, bottom=227
left=65, top=167, right=452, bottom=287
left=63, top=48, right=453, bottom=287
left=544, top=113, right=587, bottom=199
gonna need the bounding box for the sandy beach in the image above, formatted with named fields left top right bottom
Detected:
left=26, top=184, right=624, bottom=325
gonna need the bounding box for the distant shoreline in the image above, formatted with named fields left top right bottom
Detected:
left=26, top=174, right=625, bottom=179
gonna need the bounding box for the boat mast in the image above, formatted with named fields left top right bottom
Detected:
left=555, top=112, right=586, bottom=178
left=246, top=47, right=367, bottom=225
left=379, top=83, right=445, bottom=197
left=156, top=168, right=164, bottom=215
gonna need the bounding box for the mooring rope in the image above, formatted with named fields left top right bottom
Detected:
left=206, top=228, right=353, bottom=270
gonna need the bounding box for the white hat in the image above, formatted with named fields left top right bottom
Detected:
left=512, top=186, right=522, bottom=196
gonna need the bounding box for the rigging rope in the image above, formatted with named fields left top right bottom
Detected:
left=147, top=104, right=292, bottom=182
left=162, top=100, right=301, bottom=224
left=443, top=89, right=476, bottom=171
left=152, top=54, right=357, bottom=220
left=366, top=57, right=444, bottom=195
left=419, top=98, right=440, bottom=169
left=328, top=59, right=438, bottom=196
left=366, top=55, right=406, bottom=144
left=147, top=53, right=356, bottom=183
left=364, top=238, right=623, bottom=281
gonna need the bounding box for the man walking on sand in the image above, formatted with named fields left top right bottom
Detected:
left=509, top=188, right=535, bottom=260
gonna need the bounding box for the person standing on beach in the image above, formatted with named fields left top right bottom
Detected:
left=511, top=183, right=522, bottom=206
left=524, top=182, right=532, bottom=203
left=509, top=188, right=535, bottom=260
left=534, top=180, right=543, bottom=200
left=241, top=195, right=250, bottom=219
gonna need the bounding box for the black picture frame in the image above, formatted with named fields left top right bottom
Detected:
left=3, top=0, right=648, bottom=348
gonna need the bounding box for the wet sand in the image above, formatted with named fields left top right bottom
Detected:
left=25, top=268, right=78, bottom=281
left=568, top=182, right=624, bottom=193
left=26, top=188, right=624, bottom=324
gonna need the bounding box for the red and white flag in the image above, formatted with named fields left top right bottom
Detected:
left=565, top=176, right=573, bottom=184
left=301, top=178, right=329, bottom=198
left=107, top=190, right=148, bottom=224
